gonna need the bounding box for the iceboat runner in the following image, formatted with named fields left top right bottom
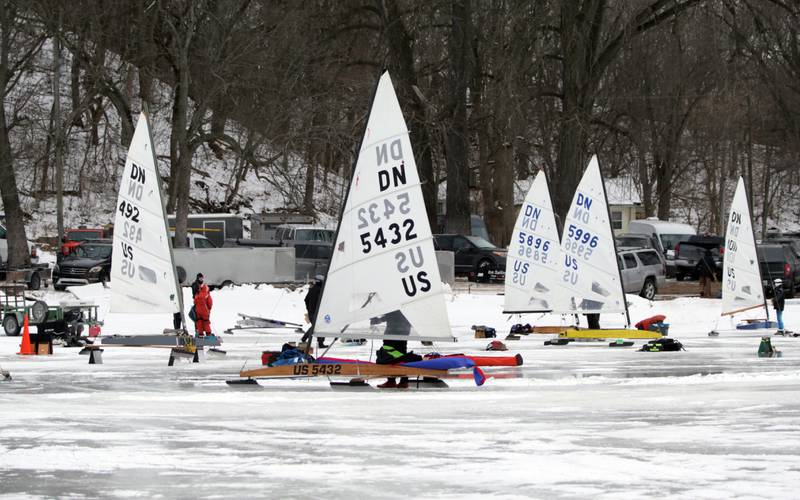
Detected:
left=100, top=112, right=219, bottom=349
left=709, top=177, right=779, bottom=337
left=236, top=72, right=516, bottom=387
left=503, top=170, right=573, bottom=335
left=547, top=156, right=660, bottom=342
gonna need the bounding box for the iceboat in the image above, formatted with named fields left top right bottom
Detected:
left=550, top=156, right=660, bottom=341
left=503, top=170, right=572, bottom=334
left=100, top=112, right=219, bottom=348
left=235, top=73, right=502, bottom=386
left=708, top=178, right=778, bottom=337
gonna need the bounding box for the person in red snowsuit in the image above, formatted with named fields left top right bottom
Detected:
left=193, top=283, right=213, bottom=336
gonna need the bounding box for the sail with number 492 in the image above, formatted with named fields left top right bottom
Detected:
left=314, top=72, right=454, bottom=342
left=110, top=112, right=183, bottom=318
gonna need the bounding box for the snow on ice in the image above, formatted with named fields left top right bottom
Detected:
left=1, top=285, right=799, bottom=498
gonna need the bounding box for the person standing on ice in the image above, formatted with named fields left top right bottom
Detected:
left=773, top=279, right=786, bottom=333
left=193, top=283, right=213, bottom=336
left=698, top=249, right=716, bottom=297
left=301, top=276, right=327, bottom=348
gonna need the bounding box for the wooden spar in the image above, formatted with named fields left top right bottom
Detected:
left=721, top=303, right=765, bottom=317
left=530, top=326, right=570, bottom=334
left=558, top=328, right=662, bottom=339
left=240, top=363, right=449, bottom=380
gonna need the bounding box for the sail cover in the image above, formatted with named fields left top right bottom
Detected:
left=503, top=170, right=568, bottom=313
left=721, top=177, right=765, bottom=316
left=555, top=155, right=626, bottom=315
left=110, top=112, right=182, bottom=314
left=315, top=72, right=454, bottom=342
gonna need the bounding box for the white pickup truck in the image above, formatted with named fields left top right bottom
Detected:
left=172, top=233, right=294, bottom=287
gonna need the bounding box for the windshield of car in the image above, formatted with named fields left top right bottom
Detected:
left=758, top=246, right=786, bottom=262
left=660, top=233, right=694, bottom=252
left=295, top=229, right=334, bottom=242
left=465, top=236, right=496, bottom=249
left=67, top=230, right=102, bottom=241
left=74, top=244, right=112, bottom=259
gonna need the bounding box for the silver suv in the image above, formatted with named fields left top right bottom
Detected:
left=618, top=248, right=666, bottom=300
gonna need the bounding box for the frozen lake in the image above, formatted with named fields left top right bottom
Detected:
left=1, top=284, right=799, bottom=499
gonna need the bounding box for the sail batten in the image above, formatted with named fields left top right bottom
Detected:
left=110, top=113, right=182, bottom=316
left=721, top=178, right=766, bottom=317
left=315, top=72, right=454, bottom=342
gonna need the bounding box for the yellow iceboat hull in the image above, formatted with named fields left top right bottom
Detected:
left=559, top=328, right=662, bottom=340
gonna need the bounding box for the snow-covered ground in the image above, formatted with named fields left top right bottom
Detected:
left=1, top=285, right=799, bottom=499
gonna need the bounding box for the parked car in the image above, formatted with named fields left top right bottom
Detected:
left=615, top=233, right=656, bottom=250
left=0, top=222, right=40, bottom=265
left=765, top=237, right=800, bottom=261
left=433, top=234, right=506, bottom=282
left=757, top=243, right=800, bottom=298
left=674, top=235, right=724, bottom=281
left=274, top=225, right=334, bottom=243
left=53, top=240, right=113, bottom=290
left=617, top=248, right=666, bottom=300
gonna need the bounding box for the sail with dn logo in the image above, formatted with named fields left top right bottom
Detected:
left=556, top=155, right=628, bottom=318
left=503, top=170, right=569, bottom=314
left=110, top=112, right=183, bottom=316
left=314, top=72, right=454, bottom=342
left=721, top=177, right=767, bottom=317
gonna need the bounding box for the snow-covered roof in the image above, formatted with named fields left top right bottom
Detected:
left=604, top=176, right=641, bottom=206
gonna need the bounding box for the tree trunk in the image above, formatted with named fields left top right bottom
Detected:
left=444, top=0, right=471, bottom=234
left=0, top=109, right=30, bottom=268
left=378, top=0, right=438, bottom=229
left=52, top=25, right=65, bottom=243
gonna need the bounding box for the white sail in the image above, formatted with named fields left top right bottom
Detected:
left=315, top=72, right=454, bottom=342
left=110, top=113, right=182, bottom=315
left=503, top=170, right=568, bottom=313
left=556, top=155, right=626, bottom=315
left=721, top=177, right=766, bottom=316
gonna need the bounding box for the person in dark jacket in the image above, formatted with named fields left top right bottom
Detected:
left=698, top=249, right=716, bottom=298
left=773, top=279, right=786, bottom=333
left=301, top=276, right=327, bottom=348
left=376, top=310, right=421, bottom=389
left=191, top=273, right=204, bottom=297
left=585, top=313, right=600, bottom=330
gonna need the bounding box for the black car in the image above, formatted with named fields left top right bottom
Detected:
left=433, top=234, right=506, bottom=282
left=757, top=243, right=800, bottom=298
left=53, top=240, right=113, bottom=291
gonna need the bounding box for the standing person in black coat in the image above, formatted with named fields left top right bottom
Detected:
left=773, top=279, right=786, bottom=333
left=698, top=249, right=716, bottom=298
left=301, top=275, right=327, bottom=348
left=191, top=273, right=204, bottom=297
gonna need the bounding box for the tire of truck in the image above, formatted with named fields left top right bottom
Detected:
left=640, top=278, right=657, bottom=300
left=3, top=314, right=20, bottom=336
left=177, top=266, right=187, bottom=284
left=28, top=271, right=41, bottom=291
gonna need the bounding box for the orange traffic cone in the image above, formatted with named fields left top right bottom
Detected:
left=17, top=314, right=34, bottom=356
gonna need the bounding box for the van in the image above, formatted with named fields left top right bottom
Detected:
left=627, top=219, right=697, bottom=256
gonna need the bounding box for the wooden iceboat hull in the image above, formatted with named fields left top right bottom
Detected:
left=240, top=363, right=449, bottom=380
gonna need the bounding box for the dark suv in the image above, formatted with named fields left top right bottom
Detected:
left=53, top=240, right=113, bottom=290
left=433, top=234, right=506, bottom=282
left=757, top=243, right=800, bottom=298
